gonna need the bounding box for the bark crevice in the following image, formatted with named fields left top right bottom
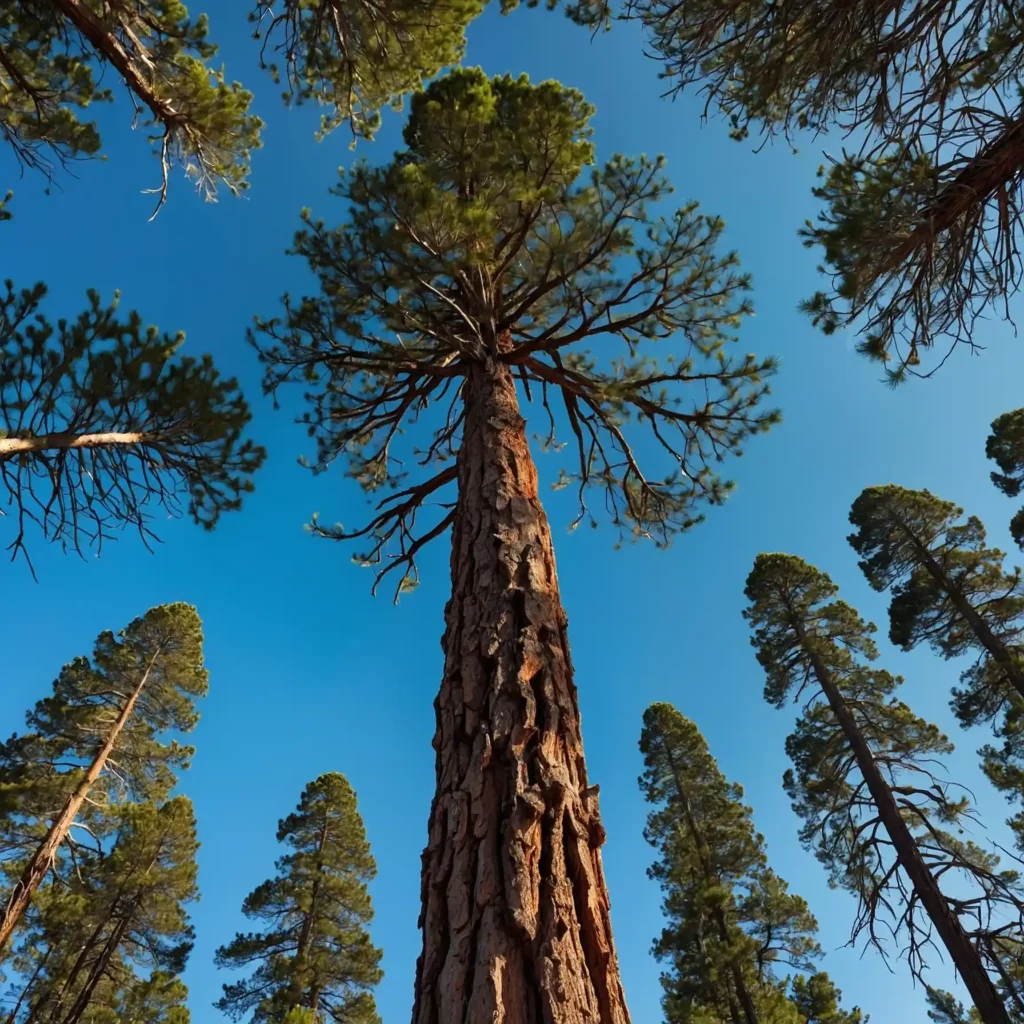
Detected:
left=412, top=352, right=629, bottom=1024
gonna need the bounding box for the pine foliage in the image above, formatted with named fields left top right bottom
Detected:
left=215, top=773, right=382, bottom=1024
left=744, top=553, right=1024, bottom=991
left=639, top=702, right=863, bottom=1024
left=255, top=67, right=778, bottom=595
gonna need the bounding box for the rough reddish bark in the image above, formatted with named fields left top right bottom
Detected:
left=412, top=344, right=630, bottom=1024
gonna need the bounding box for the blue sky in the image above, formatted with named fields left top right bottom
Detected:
left=4, top=4, right=1024, bottom=1022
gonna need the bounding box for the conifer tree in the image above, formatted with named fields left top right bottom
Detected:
left=615, top=0, right=1024, bottom=378
left=987, top=410, right=1024, bottom=552
left=639, top=702, right=825, bottom=1024
left=215, top=772, right=382, bottom=1024
left=257, top=66, right=778, bottom=1022
left=0, top=0, right=261, bottom=208
left=744, top=553, right=1024, bottom=1024
left=0, top=604, right=207, bottom=950
left=0, top=279, right=265, bottom=572
left=789, top=974, right=863, bottom=1024
left=3, top=798, right=198, bottom=1024
left=848, top=484, right=1024, bottom=843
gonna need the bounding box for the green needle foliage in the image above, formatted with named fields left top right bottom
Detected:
left=256, top=67, right=778, bottom=595
left=987, top=409, right=1024, bottom=551
left=848, top=484, right=1024, bottom=847
left=639, top=702, right=862, bottom=1024
left=215, top=773, right=383, bottom=1024
left=0, top=279, right=265, bottom=573
left=0, top=0, right=261, bottom=210
left=744, top=553, right=1024, bottom=1001
left=789, top=974, right=864, bottom=1024
left=4, top=798, right=198, bottom=1024
left=0, top=604, right=207, bottom=937
left=616, top=0, right=1024, bottom=378
left=249, top=0, right=485, bottom=142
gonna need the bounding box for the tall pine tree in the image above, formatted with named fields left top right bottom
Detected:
left=0, top=280, right=265, bottom=572
left=257, top=66, right=778, bottom=1022
left=3, top=798, right=198, bottom=1024
left=744, top=552, right=1024, bottom=1024
left=987, top=410, right=1024, bottom=552
left=215, top=773, right=382, bottom=1024
left=848, top=484, right=1024, bottom=846
left=639, top=701, right=860, bottom=1024
left=0, top=603, right=207, bottom=950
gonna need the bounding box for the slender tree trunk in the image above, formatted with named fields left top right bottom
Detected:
left=0, top=432, right=147, bottom=458
left=905, top=530, right=1024, bottom=699
left=800, top=635, right=1009, bottom=1024
left=412, top=346, right=629, bottom=1024
left=61, top=912, right=132, bottom=1024
left=659, top=742, right=759, bottom=1024
left=47, top=907, right=119, bottom=1023
left=877, top=114, right=1024, bottom=280
left=8, top=943, right=51, bottom=1024
left=291, top=823, right=329, bottom=1009
left=0, top=655, right=159, bottom=950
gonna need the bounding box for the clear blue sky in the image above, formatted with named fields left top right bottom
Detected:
left=4, top=5, right=1024, bottom=1022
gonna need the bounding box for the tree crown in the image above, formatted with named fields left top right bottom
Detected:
left=256, top=67, right=778, bottom=595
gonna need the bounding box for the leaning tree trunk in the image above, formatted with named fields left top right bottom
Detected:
left=412, top=346, right=630, bottom=1024
left=800, top=635, right=1010, bottom=1024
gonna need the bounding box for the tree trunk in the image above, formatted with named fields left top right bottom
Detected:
left=291, top=823, right=329, bottom=1009
left=412, top=348, right=629, bottom=1024
left=0, top=655, right=159, bottom=950
left=802, top=639, right=1009, bottom=1024
left=906, top=531, right=1024, bottom=699
left=61, top=912, right=132, bottom=1024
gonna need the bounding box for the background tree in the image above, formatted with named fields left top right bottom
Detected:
left=249, top=0, right=484, bottom=142
left=3, top=798, right=198, bottom=1024
left=256, top=64, right=778, bottom=1023
left=215, top=772, right=382, bottom=1024
left=613, top=0, right=1024, bottom=379
left=0, top=0, right=261, bottom=210
left=639, top=701, right=832, bottom=1024
left=987, top=410, right=1024, bottom=551
left=744, top=552, right=1024, bottom=1024
left=789, top=974, right=864, bottom=1024
left=0, top=280, right=265, bottom=573
left=0, top=603, right=207, bottom=950
left=848, top=484, right=1024, bottom=847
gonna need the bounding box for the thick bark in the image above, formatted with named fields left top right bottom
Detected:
left=47, top=0, right=186, bottom=132
left=877, top=114, right=1024, bottom=280
left=659, top=741, right=759, bottom=1024
left=800, top=634, right=1009, bottom=1024
left=412, top=347, right=629, bottom=1024
left=0, top=656, right=158, bottom=950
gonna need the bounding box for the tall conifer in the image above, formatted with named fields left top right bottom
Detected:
left=0, top=604, right=207, bottom=949
left=744, top=553, right=1024, bottom=1024
left=215, top=773, right=382, bottom=1024
left=639, top=702, right=861, bottom=1024
left=258, top=65, right=778, bottom=1021
left=848, top=485, right=1024, bottom=846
